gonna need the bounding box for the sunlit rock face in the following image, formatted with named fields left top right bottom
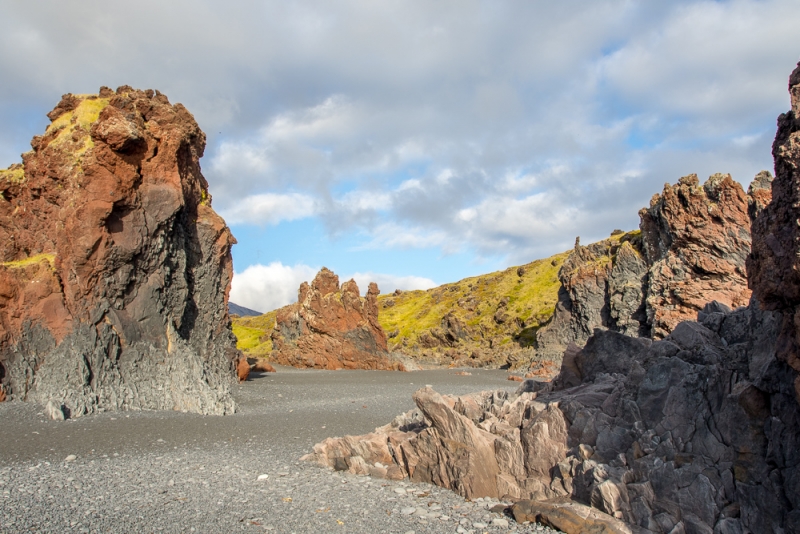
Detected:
left=535, top=171, right=764, bottom=363
left=0, top=86, right=240, bottom=417
left=270, top=267, right=404, bottom=370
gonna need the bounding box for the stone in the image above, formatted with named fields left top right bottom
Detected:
left=640, top=173, right=752, bottom=338
left=44, top=400, right=65, bottom=421
left=270, top=269, right=403, bottom=370
left=249, top=358, right=276, bottom=373
left=0, top=88, right=239, bottom=417
left=511, top=500, right=633, bottom=534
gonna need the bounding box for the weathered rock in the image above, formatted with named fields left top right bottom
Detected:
left=749, top=60, right=800, bottom=400
left=0, top=87, right=239, bottom=417
left=248, top=358, right=276, bottom=373
left=511, top=499, right=635, bottom=534
left=535, top=231, right=648, bottom=360
left=641, top=173, right=753, bottom=338
left=270, top=268, right=403, bottom=370
left=536, top=171, right=761, bottom=362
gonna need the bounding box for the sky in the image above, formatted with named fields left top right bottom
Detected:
left=1, top=1, right=799, bottom=313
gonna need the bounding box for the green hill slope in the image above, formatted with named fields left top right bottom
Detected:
left=377, top=252, right=568, bottom=367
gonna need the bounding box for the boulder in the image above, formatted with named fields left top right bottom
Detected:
left=0, top=87, right=239, bottom=418
left=270, top=268, right=403, bottom=370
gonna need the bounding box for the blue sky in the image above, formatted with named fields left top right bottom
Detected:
left=1, top=1, right=799, bottom=313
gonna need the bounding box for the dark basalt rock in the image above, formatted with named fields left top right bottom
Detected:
left=0, top=87, right=240, bottom=417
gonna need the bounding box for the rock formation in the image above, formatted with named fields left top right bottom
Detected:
left=270, top=268, right=404, bottom=370
left=748, top=60, right=800, bottom=403
left=536, top=172, right=762, bottom=362
left=303, top=64, right=800, bottom=532
left=0, top=87, right=240, bottom=418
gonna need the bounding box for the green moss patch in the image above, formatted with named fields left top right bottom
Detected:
left=231, top=309, right=278, bottom=356
left=1, top=253, right=56, bottom=269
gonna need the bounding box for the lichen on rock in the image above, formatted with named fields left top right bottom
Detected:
left=0, top=86, right=241, bottom=418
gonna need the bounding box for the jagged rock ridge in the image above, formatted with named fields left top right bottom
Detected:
left=0, top=86, right=240, bottom=417
left=536, top=172, right=763, bottom=361
left=270, top=268, right=404, bottom=370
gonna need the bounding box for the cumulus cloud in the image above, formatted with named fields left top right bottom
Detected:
left=1, top=0, right=798, bottom=277
left=229, top=262, right=319, bottom=313
left=219, top=192, right=317, bottom=226
left=229, top=262, right=436, bottom=313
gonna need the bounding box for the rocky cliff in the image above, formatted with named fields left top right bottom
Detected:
left=303, top=63, right=800, bottom=533
left=0, top=87, right=240, bottom=418
left=270, top=268, right=404, bottom=370
left=535, top=172, right=763, bottom=363
left=749, top=60, right=800, bottom=403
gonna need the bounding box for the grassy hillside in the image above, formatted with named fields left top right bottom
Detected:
left=231, top=309, right=279, bottom=357
left=231, top=251, right=569, bottom=367
left=376, top=253, right=569, bottom=366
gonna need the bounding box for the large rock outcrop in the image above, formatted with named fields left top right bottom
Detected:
left=270, top=268, right=404, bottom=370
left=536, top=172, right=763, bottom=361
left=304, top=64, right=800, bottom=533
left=641, top=173, right=754, bottom=338
left=305, top=302, right=800, bottom=533
left=749, top=60, right=800, bottom=402
left=0, top=87, right=240, bottom=417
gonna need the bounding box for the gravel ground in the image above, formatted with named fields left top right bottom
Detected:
left=0, top=366, right=560, bottom=533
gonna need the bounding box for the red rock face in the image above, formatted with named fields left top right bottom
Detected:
left=749, top=61, right=800, bottom=399
left=0, top=87, right=239, bottom=417
left=271, top=268, right=403, bottom=370
left=640, top=173, right=755, bottom=338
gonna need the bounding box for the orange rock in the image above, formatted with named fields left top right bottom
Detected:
left=507, top=375, right=524, bottom=382
left=0, top=386, right=5, bottom=402
left=271, top=268, right=402, bottom=371
left=454, top=371, right=472, bottom=376
left=250, top=359, right=276, bottom=373
left=236, top=357, right=250, bottom=382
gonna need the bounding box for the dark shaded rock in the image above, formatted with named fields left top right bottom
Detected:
left=0, top=88, right=239, bottom=418
left=535, top=231, right=648, bottom=360
left=749, top=60, right=800, bottom=401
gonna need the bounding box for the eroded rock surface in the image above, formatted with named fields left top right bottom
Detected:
left=0, top=87, right=239, bottom=417
left=749, top=60, right=800, bottom=401
left=536, top=172, right=765, bottom=362
left=270, top=268, right=404, bottom=370
left=641, top=173, right=754, bottom=338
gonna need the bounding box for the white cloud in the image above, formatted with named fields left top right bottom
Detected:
left=230, top=262, right=437, bottom=313
left=229, top=262, right=319, bottom=313
left=220, top=193, right=317, bottom=226
left=1, top=0, right=798, bottom=277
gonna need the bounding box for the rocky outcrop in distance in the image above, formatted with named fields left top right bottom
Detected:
left=303, top=63, right=800, bottom=533
left=536, top=171, right=765, bottom=362
left=0, top=87, right=240, bottom=418
left=270, top=268, right=404, bottom=370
